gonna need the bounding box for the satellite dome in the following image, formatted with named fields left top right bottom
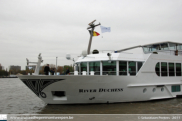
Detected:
left=92, top=49, right=99, bottom=54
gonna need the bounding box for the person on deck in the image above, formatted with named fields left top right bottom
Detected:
left=50, top=68, right=55, bottom=75
left=65, top=68, right=70, bottom=75
left=44, top=64, right=50, bottom=75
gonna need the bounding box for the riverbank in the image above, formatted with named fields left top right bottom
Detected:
left=0, top=76, right=17, bottom=78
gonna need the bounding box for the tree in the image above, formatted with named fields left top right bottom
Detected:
left=49, top=64, right=56, bottom=69
left=39, top=66, right=45, bottom=75
left=63, top=65, right=74, bottom=74
left=19, top=70, right=27, bottom=75
left=57, top=66, right=64, bottom=74
left=0, top=70, right=8, bottom=76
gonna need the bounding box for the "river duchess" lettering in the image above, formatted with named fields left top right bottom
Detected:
left=79, top=88, right=123, bottom=93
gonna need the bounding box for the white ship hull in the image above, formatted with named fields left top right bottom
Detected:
left=18, top=41, right=182, bottom=104
left=18, top=74, right=182, bottom=104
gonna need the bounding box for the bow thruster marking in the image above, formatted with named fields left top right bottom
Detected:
left=21, top=79, right=64, bottom=98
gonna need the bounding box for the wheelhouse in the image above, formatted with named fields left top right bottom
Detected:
left=142, top=41, right=182, bottom=55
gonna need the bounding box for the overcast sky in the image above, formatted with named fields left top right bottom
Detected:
left=0, top=0, right=182, bottom=70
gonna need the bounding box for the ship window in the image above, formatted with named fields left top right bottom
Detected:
left=176, top=63, right=181, bottom=76
left=151, top=44, right=161, bottom=51
left=171, top=85, right=181, bottom=92
left=119, top=61, right=127, bottom=75
left=143, top=44, right=161, bottom=53
left=137, top=62, right=143, bottom=72
left=129, top=61, right=136, bottom=76
left=169, top=63, right=175, bottom=76
left=160, top=43, right=168, bottom=50
left=102, top=61, right=116, bottom=75
left=80, top=62, right=87, bottom=72
left=143, top=46, right=149, bottom=53
left=169, top=43, right=177, bottom=50
left=161, top=62, right=168, bottom=76
left=177, top=44, right=182, bottom=50
left=161, top=87, right=164, bottom=92
left=148, top=45, right=153, bottom=52
left=89, top=62, right=100, bottom=75
left=155, top=62, right=160, bottom=76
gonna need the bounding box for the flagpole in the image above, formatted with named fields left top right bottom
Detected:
left=87, top=20, right=101, bottom=54
left=87, top=27, right=94, bottom=54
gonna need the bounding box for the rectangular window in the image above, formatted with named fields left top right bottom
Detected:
left=171, top=85, right=181, bottom=92
left=119, top=61, right=127, bottom=75
left=177, top=44, right=182, bottom=50
left=148, top=45, right=153, bottom=52
left=160, top=43, right=169, bottom=50
left=176, top=63, right=181, bottom=76
left=80, top=62, right=87, bottom=72
left=151, top=44, right=161, bottom=51
left=143, top=46, right=149, bottom=53
left=161, top=62, right=168, bottom=76
left=137, top=62, right=143, bottom=72
left=169, top=63, right=174, bottom=76
left=169, top=43, right=177, bottom=50
left=102, top=61, right=116, bottom=75
left=89, top=62, right=100, bottom=75
left=129, top=61, right=136, bottom=76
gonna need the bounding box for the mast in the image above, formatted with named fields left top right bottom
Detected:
left=87, top=20, right=101, bottom=54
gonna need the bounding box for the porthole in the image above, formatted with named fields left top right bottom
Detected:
left=161, top=87, right=164, bottom=92
left=153, top=88, right=156, bottom=92
left=143, top=88, right=147, bottom=93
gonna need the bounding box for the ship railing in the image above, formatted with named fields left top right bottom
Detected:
left=72, top=71, right=138, bottom=76
left=99, top=50, right=115, bottom=53
left=76, top=71, right=100, bottom=75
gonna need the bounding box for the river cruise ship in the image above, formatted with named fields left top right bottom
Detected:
left=17, top=41, right=182, bottom=104
left=18, top=20, right=182, bottom=104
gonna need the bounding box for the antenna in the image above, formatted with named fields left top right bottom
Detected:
left=88, top=20, right=96, bottom=26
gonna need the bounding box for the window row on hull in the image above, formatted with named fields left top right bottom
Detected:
left=155, top=62, right=182, bottom=76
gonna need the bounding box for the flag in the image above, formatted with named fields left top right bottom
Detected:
left=93, top=31, right=100, bottom=36
left=100, top=26, right=111, bottom=33
left=89, top=30, right=100, bottom=36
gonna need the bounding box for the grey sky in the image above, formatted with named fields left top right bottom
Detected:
left=0, top=0, right=182, bottom=70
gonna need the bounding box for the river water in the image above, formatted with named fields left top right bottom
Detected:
left=0, top=78, right=182, bottom=114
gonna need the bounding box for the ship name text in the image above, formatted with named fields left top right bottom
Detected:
left=79, top=88, right=123, bottom=93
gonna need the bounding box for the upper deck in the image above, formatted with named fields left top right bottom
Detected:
left=74, top=41, right=182, bottom=76
left=116, top=41, right=182, bottom=56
